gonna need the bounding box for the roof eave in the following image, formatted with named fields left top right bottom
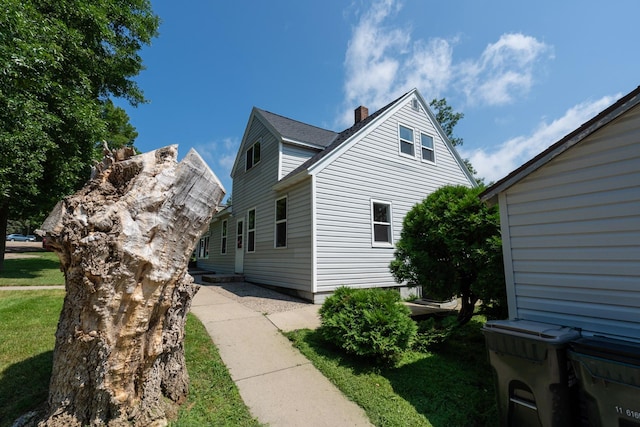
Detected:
left=480, top=86, right=640, bottom=206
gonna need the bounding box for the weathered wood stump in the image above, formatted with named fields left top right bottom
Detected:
left=32, top=145, right=224, bottom=426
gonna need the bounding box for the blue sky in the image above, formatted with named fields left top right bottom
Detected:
left=120, top=0, right=640, bottom=197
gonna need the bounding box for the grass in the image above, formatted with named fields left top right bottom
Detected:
left=286, top=317, right=499, bottom=427
left=0, top=290, right=261, bottom=427
left=0, top=252, right=64, bottom=286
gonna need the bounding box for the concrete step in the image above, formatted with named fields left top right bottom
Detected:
left=201, top=274, right=246, bottom=284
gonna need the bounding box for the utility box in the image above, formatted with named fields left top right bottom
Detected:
left=568, top=337, right=640, bottom=427
left=483, top=319, right=580, bottom=427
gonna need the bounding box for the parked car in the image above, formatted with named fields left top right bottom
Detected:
left=26, top=235, right=36, bottom=242
left=6, top=234, right=29, bottom=241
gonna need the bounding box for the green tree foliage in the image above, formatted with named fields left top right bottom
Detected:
left=319, top=287, right=417, bottom=364
left=429, top=98, right=479, bottom=178
left=0, top=0, right=159, bottom=269
left=430, top=98, right=464, bottom=147
left=389, top=185, right=507, bottom=325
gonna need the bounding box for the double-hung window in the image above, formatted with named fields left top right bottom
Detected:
left=246, top=140, right=261, bottom=171
left=371, top=201, right=393, bottom=246
left=275, top=197, right=287, bottom=248
left=220, top=220, right=228, bottom=254
left=247, top=208, right=256, bottom=252
left=399, top=124, right=414, bottom=157
left=420, top=133, right=435, bottom=163
left=198, top=235, right=210, bottom=258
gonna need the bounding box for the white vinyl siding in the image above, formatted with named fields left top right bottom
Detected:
left=196, top=219, right=235, bottom=274
left=281, top=143, right=317, bottom=177
left=499, top=106, right=640, bottom=342
left=230, top=116, right=313, bottom=293
left=314, top=100, right=474, bottom=292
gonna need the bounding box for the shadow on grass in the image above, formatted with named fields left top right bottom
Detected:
left=0, top=351, right=52, bottom=427
left=298, top=319, right=498, bottom=427
left=0, top=257, right=62, bottom=280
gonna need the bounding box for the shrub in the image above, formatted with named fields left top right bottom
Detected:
left=318, top=287, right=417, bottom=364
left=412, top=315, right=458, bottom=352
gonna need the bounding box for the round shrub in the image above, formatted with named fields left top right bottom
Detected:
left=318, top=287, right=417, bottom=364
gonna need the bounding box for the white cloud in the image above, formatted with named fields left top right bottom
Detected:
left=193, top=136, right=240, bottom=182
left=339, top=0, right=552, bottom=126
left=459, top=33, right=552, bottom=106
left=459, top=95, right=619, bottom=183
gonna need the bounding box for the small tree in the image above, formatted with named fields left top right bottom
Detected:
left=390, top=185, right=507, bottom=324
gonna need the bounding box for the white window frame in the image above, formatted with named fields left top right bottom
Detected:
left=370, top=200, right=393, bottom=247
left=245, top=140, right=261, bottom=171
left=420, top=132, right=435, bottom=164
left=398, top=124, right=415, bottom=158
left=274, top=196, right=288, bottom=248
left=220, top=219, right=228, bottom=254
left=247, top=208, right=256, bottom=253
left=198, top=235, right=210, bottom=259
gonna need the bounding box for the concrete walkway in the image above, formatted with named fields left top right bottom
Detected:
left=190, top=283, right=373, bottom=427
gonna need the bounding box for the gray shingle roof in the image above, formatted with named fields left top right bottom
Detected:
left=278, top=90, right=410, bottom=181
left=256, top=108, right=338, bottom=148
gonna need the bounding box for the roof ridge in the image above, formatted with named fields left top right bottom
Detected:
left=256, top=108, right=336, bottom=134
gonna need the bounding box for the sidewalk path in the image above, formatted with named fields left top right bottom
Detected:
left=191, top=283, right=373, bottom=427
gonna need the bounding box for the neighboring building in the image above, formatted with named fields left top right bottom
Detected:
left=481, top=86, right=640, bottom=342
left=198, top=88, right=476, bottom=303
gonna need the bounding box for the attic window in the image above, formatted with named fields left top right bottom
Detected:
left=399, top=124, right=414, bottom=157
left=420, top=133, right=435, bottom=163
left=246, top=140, right=261, bottom=171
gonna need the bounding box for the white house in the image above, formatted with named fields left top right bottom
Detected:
left=481, top=85, right=640, bottom=343
left=198, top=88, right=476, bottom=303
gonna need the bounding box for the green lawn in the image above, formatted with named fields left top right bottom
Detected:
left=0, top=252, right=64, bottom=286
left=0, top=290, right=260, bottom=427
left=286, top=318, right=499, bottom=427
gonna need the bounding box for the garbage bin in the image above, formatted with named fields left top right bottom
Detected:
left=568, top=337, right=640, bottom=427
left=483, top=319, right=580, bottom=427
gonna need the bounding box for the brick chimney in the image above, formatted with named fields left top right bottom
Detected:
left=354, top=106, right=369, bottom=124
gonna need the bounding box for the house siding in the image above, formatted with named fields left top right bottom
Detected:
left=281, top=143, right=317, bottom=178
left=314, top=100, right=473, bottom=293
left=500, top=106, right=640, bottom=342
left=231, top=117, right=314, bottom=293
left=197, top=215, right=235, bottom=274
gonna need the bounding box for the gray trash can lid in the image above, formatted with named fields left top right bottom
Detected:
left=484, top=319, right=580, bottom=343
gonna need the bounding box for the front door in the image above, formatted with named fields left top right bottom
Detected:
left=235, top=219, right=244, bottom=273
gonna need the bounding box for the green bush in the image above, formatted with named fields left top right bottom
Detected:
left=412, top=315, right=458, bottom=352
left=318, top=287, right=417, bottom=364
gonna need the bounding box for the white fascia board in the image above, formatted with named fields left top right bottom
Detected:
left=281, top=137, right=326, bottom=151
left=413, top=91, right=477, bottom=187
left=230, top=108, right=261, bottom=177
left=272, top=169, right=310, bottom=191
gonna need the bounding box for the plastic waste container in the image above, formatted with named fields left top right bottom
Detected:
left=568, top=337, right=640, bottom=427
left=483, top=319, right=580, bottom=427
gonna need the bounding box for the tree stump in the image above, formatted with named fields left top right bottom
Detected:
left=33, top=145, right=224, bottom=426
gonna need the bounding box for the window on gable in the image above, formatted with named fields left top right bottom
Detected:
left=221, top=220, right=228, bottom=254
left=246, top=140, right=261, bottom=171
left=421, top=133, right=435, bottom=163
left=198, top=235, right=210, bottom=259
left=275, top=196, right=287, bottom=248
left=247, top=208, right=256, bottom=252
left=371, top=201, right=393, bottom=246
left=399, top=125, right=414, bottom=157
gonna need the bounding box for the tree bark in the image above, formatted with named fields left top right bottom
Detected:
left=33, top=145, right=224, bottom=426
